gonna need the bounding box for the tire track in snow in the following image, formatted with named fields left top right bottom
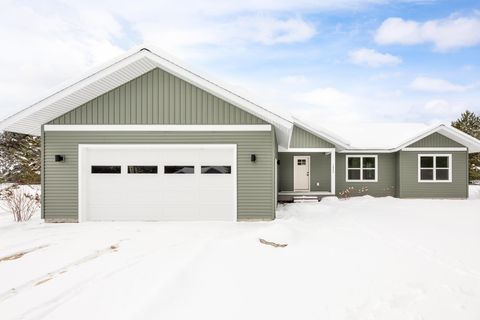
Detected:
left=0, top=242, right=122, bottom=303
left=13, top=235, right=220, bottom=320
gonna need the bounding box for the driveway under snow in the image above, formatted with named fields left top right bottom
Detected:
left=1, top=187, right=480, bottom=320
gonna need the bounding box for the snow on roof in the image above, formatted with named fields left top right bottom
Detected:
left=319, top=122, right=431, bottom=149
left=315, top=122, right=480, bottom=153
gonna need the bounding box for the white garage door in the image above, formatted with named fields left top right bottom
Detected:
left=79, top=144, right=236, bottom=221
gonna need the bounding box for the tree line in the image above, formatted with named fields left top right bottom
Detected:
left=0, top=110, right=479, bottom=184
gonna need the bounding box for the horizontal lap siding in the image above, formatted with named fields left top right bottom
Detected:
left=278, top=152, right=331, bottom=192
left=44, top=131, right=275, bottom=221
left=289, top=126, right=334, bottom=148
left=398, top=151, right=468, bottom=198
left=335, top=153, right=396, bottom=197
left=49, top=68, right=266, bottom=125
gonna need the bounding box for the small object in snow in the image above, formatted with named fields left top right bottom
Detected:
left=259, top=238, right=288, bottom=248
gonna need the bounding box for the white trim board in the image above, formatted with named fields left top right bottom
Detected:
left=402, top=147, right=466, bottom=151
left=339, top=149, right=393, bottom=154
left=45, top=124, right=271, bottom=132
left=278, top=147, right=336, bottom=153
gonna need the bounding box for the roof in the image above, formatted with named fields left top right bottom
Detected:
left=323, top=123, right=480, bottom=153
left=1, top=46, right=480, bottom=153
left=318, top=122, right=427, bottom=149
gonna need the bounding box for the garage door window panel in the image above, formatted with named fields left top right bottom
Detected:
left=164, top=166, right=195, bottom=174
left=91, top=166, right=121, bottom=174
left=201, top=166, right=232, bottom=174
left=128, top=166, right=158, bottom=174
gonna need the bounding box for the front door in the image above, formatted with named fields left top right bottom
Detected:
left=294, top=156, right=310, bottom=191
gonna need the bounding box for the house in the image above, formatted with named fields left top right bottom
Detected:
left=1, top=46, right=480, bottom=222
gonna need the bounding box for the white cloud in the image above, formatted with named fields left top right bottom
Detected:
left=375, top=14, right=480, bottom=50
left=296, top=87, right=354, bottom=109
left=423, top=99, right=465, bottom=116
left=0, top=2, right=124, bottom=119
left=349, top=48, right=402, bottom=67
left=410, top=76, right=468, bottom=93
left=235, top=16, right=316, bottom=45
left=139, top=15, right=315, bottom=50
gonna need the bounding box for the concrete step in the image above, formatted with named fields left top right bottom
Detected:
left=293, top=195, right=319, bottom=203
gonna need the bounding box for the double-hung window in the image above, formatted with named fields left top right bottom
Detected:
left=346, top=155, right=378, bottom=182
left=418, top=154, right=452, bottom=182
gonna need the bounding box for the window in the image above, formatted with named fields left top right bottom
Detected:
left=201, top=166, right=232, bottom=174
left=297, top=159, right=306, bottom=166
left=128, top=166, right=158, bottom=174
left=91, top=166, right=121, bottom=174
left=418, top=154, right=451, bottom=182
left=164, top=165, right=194, bottom=174
left=346, top=155, right=377, bottom=182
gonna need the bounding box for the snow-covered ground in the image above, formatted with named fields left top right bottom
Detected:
left=1, top=186, right=480, bottom=320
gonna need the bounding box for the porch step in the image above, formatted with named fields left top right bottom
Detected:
left=293, top=195, right=319, bottom=203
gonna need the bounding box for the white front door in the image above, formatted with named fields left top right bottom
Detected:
left=294, top=156, right=310, bottom=191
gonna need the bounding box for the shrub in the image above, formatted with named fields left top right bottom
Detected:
left=0, top=185, right=40, bottom=222
left=339, top=186, right=369, bottom=200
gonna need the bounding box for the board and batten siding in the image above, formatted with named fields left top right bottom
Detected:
left=397, top=151, right=468, bottom=198
left=43, top=131, right=275, bottom=221
left=335, top=153, right=396, bottom=197
left=278, top=152, right=331, bottom=192
left=289, top=126, right=335, bottom=148
left=49, top=68, right=266, bottom=125
left=407, top=132, right=463, bottom=148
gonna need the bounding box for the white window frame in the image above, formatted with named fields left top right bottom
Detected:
left=345, top=155, right=378, bottom=182
left=418, top=154, right=452, bottom=183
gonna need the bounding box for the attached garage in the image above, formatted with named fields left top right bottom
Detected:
left=78, top=144, right=236, bottom=221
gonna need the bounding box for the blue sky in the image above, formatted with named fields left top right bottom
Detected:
left=0, top=0, right=479, bottom=126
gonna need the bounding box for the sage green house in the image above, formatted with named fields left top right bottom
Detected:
left=1, top=47, right=480, bottom=222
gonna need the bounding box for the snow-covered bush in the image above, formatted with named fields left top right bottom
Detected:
left=0, top=185, right=40, bottom=222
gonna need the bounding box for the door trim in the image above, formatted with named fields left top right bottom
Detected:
left=293, top=155, right=310, bottom=192
left=78, top=144, right=237, bottom=222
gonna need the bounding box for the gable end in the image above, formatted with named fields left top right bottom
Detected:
left=49, top=68, right=266, bottom=125
left=407, top=132, right=464, bottom=148
left=289, top=125, right=335, bottom=148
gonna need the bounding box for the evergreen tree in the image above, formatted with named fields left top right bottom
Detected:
left=452, top=110, right=480, bottom=182
left=0, top=131, right=41, bottom=184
